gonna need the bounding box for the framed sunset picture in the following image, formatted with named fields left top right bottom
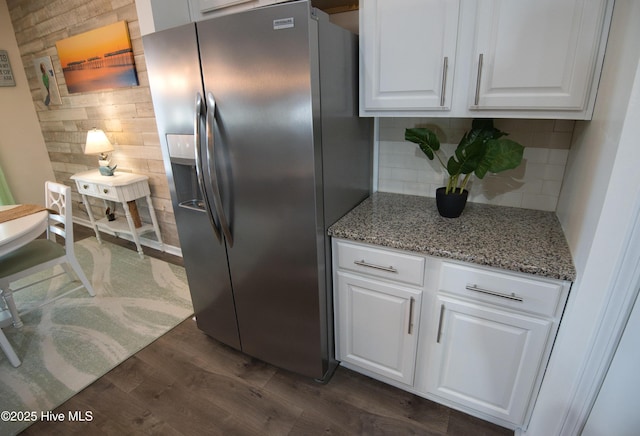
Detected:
left=56, top=21, right=138, bottom=94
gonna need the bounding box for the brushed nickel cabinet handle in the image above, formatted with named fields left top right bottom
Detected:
left=465, top=284, right=524, bottom=302
left=408, top=297, right=415, bottom=335
left=436, top=304, right=445, bottom=343
left=474, top=53, right=484, bottom=106
left=440, top=56, right=448, bottom=107
left=353, top=259, right=398, bottom=273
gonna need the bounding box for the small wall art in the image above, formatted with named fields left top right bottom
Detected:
left=33, top=56, right=62, bottom=105
left=0, top=50, right=16, bottom=87
left=55, top=21, right=139, bottom=94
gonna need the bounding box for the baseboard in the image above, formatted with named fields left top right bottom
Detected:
left=72, top=217, right=183, bottom=258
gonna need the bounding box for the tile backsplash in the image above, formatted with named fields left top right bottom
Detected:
left=377, top=118, right=574, bottom=211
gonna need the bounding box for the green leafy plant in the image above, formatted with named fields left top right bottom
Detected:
left=405, top=119, right=524, bottom=194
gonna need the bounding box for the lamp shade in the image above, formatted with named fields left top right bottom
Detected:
left=84, top=128, right=114, bottom=155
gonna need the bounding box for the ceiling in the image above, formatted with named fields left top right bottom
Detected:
left=312, top=0, right=358, bottom=14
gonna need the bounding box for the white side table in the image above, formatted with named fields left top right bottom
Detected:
left=71, top=169, right=163, bottom=258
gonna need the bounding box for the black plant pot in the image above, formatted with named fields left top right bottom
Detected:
left=436, top=187, right=469, bottom=218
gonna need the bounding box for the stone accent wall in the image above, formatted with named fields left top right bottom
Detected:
left=6, top=0, right=179, bottom=247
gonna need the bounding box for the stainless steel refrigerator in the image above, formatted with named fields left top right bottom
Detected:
left=143, top=0, right=371, bottom=380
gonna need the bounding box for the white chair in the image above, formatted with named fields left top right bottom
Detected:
left=0, top=308, right=20, bottom=367
left=0, top=181, right=95, bottom=329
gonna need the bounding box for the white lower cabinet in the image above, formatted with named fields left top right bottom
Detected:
left=332, top=239, right=571, bottom=430
left=422, top=294, right=551, bottom=424
left=335, top=272, right=422, bottom=385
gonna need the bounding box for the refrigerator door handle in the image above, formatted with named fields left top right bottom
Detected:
left=205, top=92, right=234, bottom=247
left=194, top=92, right=223, bottom=243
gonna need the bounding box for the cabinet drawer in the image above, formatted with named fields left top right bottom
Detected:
left=76, top=181, right=119, bottom=201
left=439, top=262, right=565, bottom=317
left=96, top=184, right=118, bottom=201
left=76, top=181, right=98, bottom=196
left=335, top=240, right=425, bottom=286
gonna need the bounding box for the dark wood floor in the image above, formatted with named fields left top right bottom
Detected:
left=21, top=227, right=513, bottom=435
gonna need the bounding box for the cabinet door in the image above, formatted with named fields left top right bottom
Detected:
left=360, top=0, right=459, bottom=112
left=471, top=0, right=608, bottom=110
left=425, top=295, right=551, bottom=424
left=336, top=272, right=422, bottom=385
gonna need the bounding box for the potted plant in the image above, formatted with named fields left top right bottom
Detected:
left=405, top=119, right=524, bottom=218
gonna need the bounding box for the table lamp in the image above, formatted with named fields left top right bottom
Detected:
left=85, top=128, right=116, bottom=176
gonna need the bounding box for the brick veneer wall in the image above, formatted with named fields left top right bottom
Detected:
left=6, top=0, right=179, bottom=247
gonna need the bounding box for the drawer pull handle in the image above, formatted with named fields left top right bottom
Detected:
left=465, top=284, right=524, bottom=302
left=103, top=189, right=109, bottom=194
left=354, top=260, right=397, bottom=274
left=408, top=297, right=415, bottom=335
left=436, top=304, right=445, bottom=343
left=83, top=184, right=88, bottom=189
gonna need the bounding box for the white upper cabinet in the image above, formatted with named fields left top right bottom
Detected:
left=471, top=0, right=609, bottom=111
left=136, top=0, right=287, bottom=35
left=360, top=0, right=460, bottom=112
left=359, top=0, right=613, bottom=119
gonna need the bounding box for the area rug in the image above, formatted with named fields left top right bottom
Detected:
left=0, top=237, right=193, bottom=435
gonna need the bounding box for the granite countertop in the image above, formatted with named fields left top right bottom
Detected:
left=328, top=192, right=576, bottom=281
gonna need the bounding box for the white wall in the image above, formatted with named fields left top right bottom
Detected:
left=524, top=1, right=640, bottom=434
left=556, top=1, right=640, bottom=273
left=583, top=287, right=640, bottom=436
left=0, top=0, right=55, bottom=204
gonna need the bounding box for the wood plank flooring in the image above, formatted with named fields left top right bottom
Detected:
left=21, top=227, right=513, bottom=435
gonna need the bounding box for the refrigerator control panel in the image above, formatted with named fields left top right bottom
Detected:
left=167, top=134, right=196, bottom=162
